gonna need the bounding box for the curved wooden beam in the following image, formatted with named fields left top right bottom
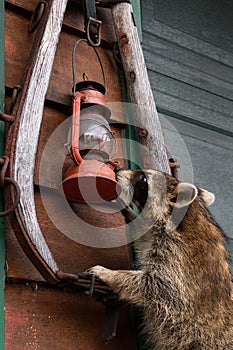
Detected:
left=6, top=0, right=68, bottom=282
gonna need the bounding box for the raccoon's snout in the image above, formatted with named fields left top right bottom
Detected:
left=116, top=171, right=134, bottom=204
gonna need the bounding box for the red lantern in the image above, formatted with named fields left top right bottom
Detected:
left=61, top=80, right=118, bottom=203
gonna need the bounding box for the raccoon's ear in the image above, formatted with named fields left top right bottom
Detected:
left=173, top=183, right=198, bottom=209
left=198, top=188, right=215, bottom=207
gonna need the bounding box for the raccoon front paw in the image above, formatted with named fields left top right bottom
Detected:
left=121, top=206, right=137, bottom=223
left=87, top=265, right=111, bottom=282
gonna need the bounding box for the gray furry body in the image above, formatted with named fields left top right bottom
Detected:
left=89, top=169, right=233, bottom=349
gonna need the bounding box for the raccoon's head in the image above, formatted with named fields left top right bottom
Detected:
left=117, top=169, right=215, bottom=224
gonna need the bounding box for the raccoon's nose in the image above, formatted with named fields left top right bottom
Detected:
left=114, top=166, right=124, bottom=173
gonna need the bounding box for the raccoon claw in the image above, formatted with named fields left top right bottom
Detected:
left=87, top=265, right=109, bottom=279
left=122, top=207, right=137, bottom=223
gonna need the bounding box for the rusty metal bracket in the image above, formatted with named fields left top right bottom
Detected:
left=56, top=270, right=112, bottom=297
left=102, top=295, right=120, bottom=340
left=28, top=1, right=46, bottom=33
left=0, top=111, right=15, bottom=123
left=0, top=156, right=20, bottom=217
left=9, top=85, right=22, bottom=114
left=112, top=41, right=123, bottom=68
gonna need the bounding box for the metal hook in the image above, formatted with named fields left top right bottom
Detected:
left=28, top=1, right=46, bottom=33
left=0, top=156, right=21, bottom=217
left=9, top=85, right=22, bottom=113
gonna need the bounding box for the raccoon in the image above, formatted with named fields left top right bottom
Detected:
left=89, top=169, right=233, bottom=349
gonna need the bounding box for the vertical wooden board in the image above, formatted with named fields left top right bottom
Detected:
left=35, top=189, right=131, bottom=271
left=46, top=30, right=124, bottom=107
left=5, top=0, right=38, bottom=12
left=6, top=0, right=117, bottom=43
left=5, top=282, right=137, bottom=350
left=6, top=189, right=133, bottom=279
left=5, top=8, right=34, bottom=89
left=0, top=0, right=5, bottom=347
left=63, top=2, right=117, bottom=43
left=33, top=105, right=68, bottom=188
left=5, top=218, right=44, bottom=281
left=34, top=105, right=126, bottom=187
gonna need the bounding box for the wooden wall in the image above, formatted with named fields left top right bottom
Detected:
left=5, top=1, right=137, bottom=349
left=141, top=0, right=233, bottom=265
left=0, top=1, right=5, bottom=348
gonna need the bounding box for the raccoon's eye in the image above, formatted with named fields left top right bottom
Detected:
left=133, top=171, right=148, bottom=186
left=138, top=174, right=147, bottom=183
left=132, top=171, right=148, bottom=209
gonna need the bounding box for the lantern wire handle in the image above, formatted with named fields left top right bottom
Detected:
left=72, top=38, right=106, bottom=97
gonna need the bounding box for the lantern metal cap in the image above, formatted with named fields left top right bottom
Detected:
left=74, top=80, right=106, bottom=95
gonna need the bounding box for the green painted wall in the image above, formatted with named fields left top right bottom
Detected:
left=0, top=0, right=5, bottom=348
left=131, top=0, right=142, bottom=41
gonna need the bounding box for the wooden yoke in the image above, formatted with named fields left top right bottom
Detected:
left=4, top=1, right=170, bottom=348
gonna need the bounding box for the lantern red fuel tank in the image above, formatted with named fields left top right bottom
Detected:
left=61, top=81, right=119, bottom=204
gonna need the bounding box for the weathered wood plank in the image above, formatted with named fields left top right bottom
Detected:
left=160, top=112, right=233, bottom=239
left=5, top=282, right=137, bottom=350
left=6, top=189, right=131, bottom=280
left=7, top=0, right=69, bottom=279
left=46, top=31, right=123, bottom=107
left=5, top=9, right=124, bottom=107
left=142, top=3, right=233, bottom=68
left=162, top=114, right=233, bottom=152
left=143, top=41, right=233, bottom=102
left=0, top=1, right=5, bottom=347
left=148, top=71, right=233, bottom=134
left=112, top=3, right=170, bottom=173
left=143, top=0, right=233, bottom=56
left=5, top=8, right=34, bottom=89
left=5, top=219, right=43, bottom=281
left=6, top=0, right=117, bottom=43
left=33, top=105, right=126, bottom=188
left=142, top=32, right=233, bottom=86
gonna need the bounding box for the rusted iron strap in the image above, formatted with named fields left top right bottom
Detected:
left=0, top=156, right=20, bottom=217
left=28, top=1, right=46, bottom=33
left=102, top=295, right=120, bottom=340
left=0, top=112, right=15, bottom=123
left=57, top=270, right=112, bottom=297
left=9, top=85, right=22, bottom=113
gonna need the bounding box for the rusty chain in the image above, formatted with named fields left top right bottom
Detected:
left=0, top=156, right=21, bottom=217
